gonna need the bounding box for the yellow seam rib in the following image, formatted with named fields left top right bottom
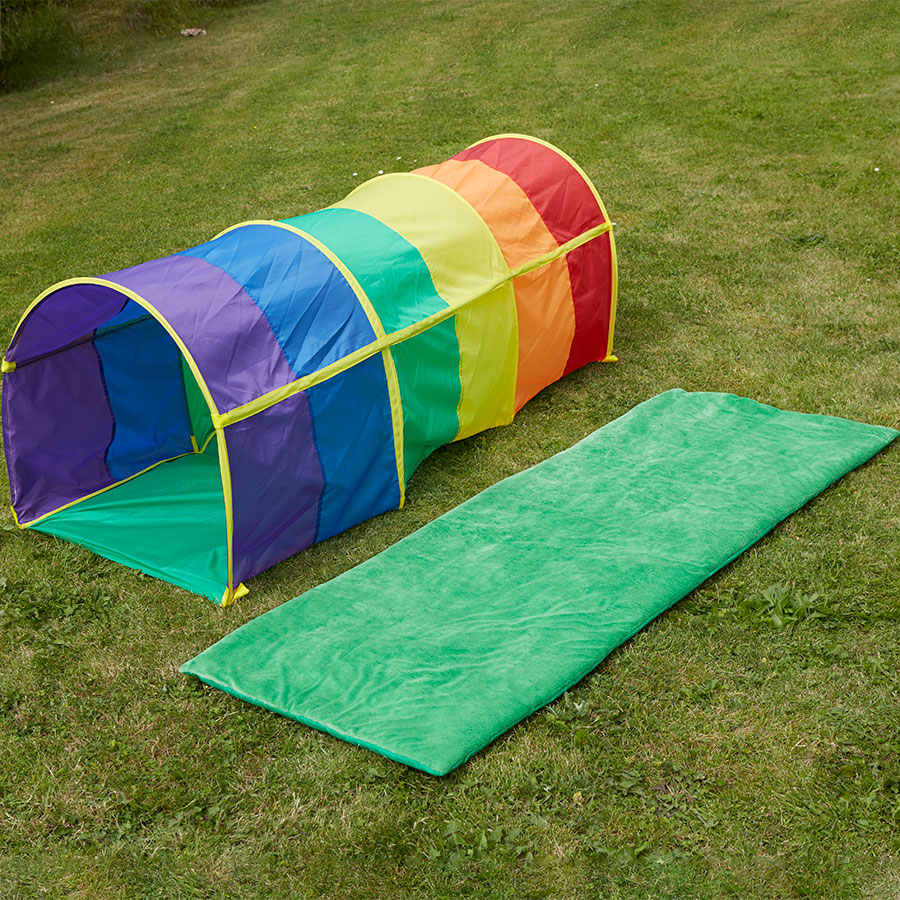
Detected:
left=215, top=428, right=236, bottom=600
left=17, top=452, right=194, bottom=528
left=213, top=220, right=407, bottom=504
left=1, top=359, right=15, bottom=373
left=465, top=133, right=619, bottom=359
left=217, top=221, right=611, bottom=428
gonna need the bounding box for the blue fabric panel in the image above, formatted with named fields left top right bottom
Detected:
left=94, top=317, right=193, bottom=481
left=179, top=224, right=376, bottom=378
left=306, top=354, right=400, bottom=543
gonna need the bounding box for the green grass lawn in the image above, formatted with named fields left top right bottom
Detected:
left=2, top=0, right=900, bottom=896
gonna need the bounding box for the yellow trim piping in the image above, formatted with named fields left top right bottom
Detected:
left=213, top=220, right=408, bottom=507
left=8, top=277, right=220, bottom=421
left=1, top=359, right=15, bottom=373
left=6, top=276, right=236, bottom=598
left=465, top=133, right=619, bottom=361
left=214, top=221, right=612, bottom=429
left=215, top=428, right=236, bottom=601
left=190, top=434, right=200, bottom=453
left=17, top=451, right=195, bottom=528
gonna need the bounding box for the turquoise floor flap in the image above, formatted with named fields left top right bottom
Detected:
left=33, top=453, right=228, bottom=601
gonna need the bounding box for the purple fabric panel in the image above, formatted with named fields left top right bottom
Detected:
left=4, top=343, right=114, bottom=523
left=107, top=255, right=297, bottom=412
left=226, top=390, right=324, bottom=585
left=2, top=383, right=12, bottom=511
left=8, top=283, right=127, bottom=362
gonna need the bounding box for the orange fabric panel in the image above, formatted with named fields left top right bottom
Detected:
left=415, top=158, right=576, bottom=411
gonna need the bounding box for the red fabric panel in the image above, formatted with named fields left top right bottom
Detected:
left=454, top=137, right=613, bottom=371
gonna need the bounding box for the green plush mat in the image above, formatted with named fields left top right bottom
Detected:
left=181, top=391, right=898, bottom=775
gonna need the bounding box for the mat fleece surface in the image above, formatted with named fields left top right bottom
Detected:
left=181, top=390, right=898, bottom=775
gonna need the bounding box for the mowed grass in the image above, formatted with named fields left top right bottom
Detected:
left=1, top=0, right=900, bottom=896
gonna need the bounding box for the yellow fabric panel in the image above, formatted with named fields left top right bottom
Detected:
left=336, top=174, right=517, bottom=441
left=416, top=158, right=576, bottom=411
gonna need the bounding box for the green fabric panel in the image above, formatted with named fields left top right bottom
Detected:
left=389, top=319, right=464, bottom=476
left=33, top=453, right=227, bottom=601
left=180, top=391, right=898, bottom=775
left=281, top=208, right=461, bottom=479
left=181, top=357, right=214, bottom=450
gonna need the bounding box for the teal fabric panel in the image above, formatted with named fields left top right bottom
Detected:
left=283, top=207, right=461, bottom=479
left=388, top=320, right=463, bottom=475
left=181, top=356, right=214, bottom=451
left=282, top=208, right=448, bottom=332
left=34, top=453, right=227, bottom=602
left=181, top=391, right=898, bottom=775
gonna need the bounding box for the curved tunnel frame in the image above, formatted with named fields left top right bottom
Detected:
left=2, top=134, right=617, bottom=606
left=4, top=276, right=243, bottom=604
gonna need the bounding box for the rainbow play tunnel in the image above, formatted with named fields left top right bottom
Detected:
left=2, top=134, right=617, bottom=603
